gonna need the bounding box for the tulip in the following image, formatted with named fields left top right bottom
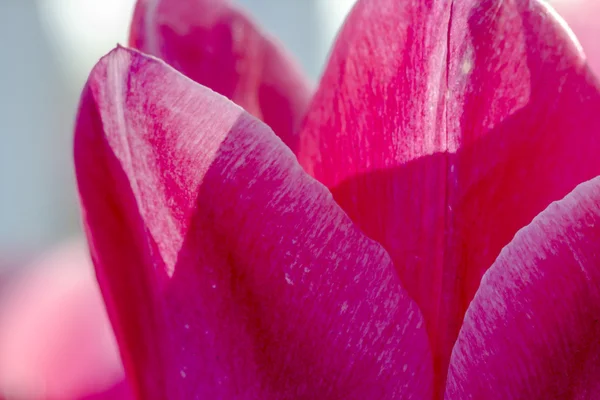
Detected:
left=0, top=241, right=133, bottom=400
left=74, top=0, right=600, bottom=398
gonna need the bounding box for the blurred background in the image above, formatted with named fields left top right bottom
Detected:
left=0, top=0, right=357, bottom=268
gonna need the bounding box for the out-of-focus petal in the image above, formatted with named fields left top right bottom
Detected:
left=0, top=240, right=132, bottom=400
left=446, top=176, right=600, bottom=399
left=129, top=0, right=312, bottom=153
left=74, top=47, right=432, bottom=399
left=297, top=0, right=600, bottom=390
left=549, top=0, right=600, bottom=77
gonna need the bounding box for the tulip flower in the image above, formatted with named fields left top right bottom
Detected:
left=0, top=241, right=133, bottom=400
left=74, top=0, right=600, bottom=398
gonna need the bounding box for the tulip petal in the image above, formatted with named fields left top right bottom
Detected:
left=446, top=175, right=600, bottom=399
left=298, top=0, right=600, bottom=389
left=549, top=0, right=600, bottom=77
left=74, top=47, right=432, bottom=399
left=0, top=241, right=132, bottom=400
left=129, top=0, right=312, bottom=153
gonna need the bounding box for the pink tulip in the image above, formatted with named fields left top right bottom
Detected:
left=74, top=0, right=600, bottom=398
left=0, top=241, right=133, bottom=400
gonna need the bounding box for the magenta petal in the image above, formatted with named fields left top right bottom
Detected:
left=129, top=0, right=312, bottom=153
left=446, top=175, right=600, bottom=399
left=0, top=241, right=132, bottom=400
left=298, top=0, right=600, bottom=390
left=74, top=47, right=432, bottom=399
left=550, top=0, right=600, bottom=77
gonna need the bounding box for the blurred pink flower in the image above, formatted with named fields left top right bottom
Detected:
left=0, top=241, right=133, bottom=400
left=74, top=0, right=600, bottom=398
left=550, top=0, right=600, bottom=76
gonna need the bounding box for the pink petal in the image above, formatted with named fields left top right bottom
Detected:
left=297, top=0, right=600, bottom=391
left=74, top=46, right=432, bottom=399
left=549, top=0, right=600, bottom=77
left=0, top=240, right=132, bottom=400
left=446, top=175, right=600, bottom=399
left=129, top=0, right=312, bottom=153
